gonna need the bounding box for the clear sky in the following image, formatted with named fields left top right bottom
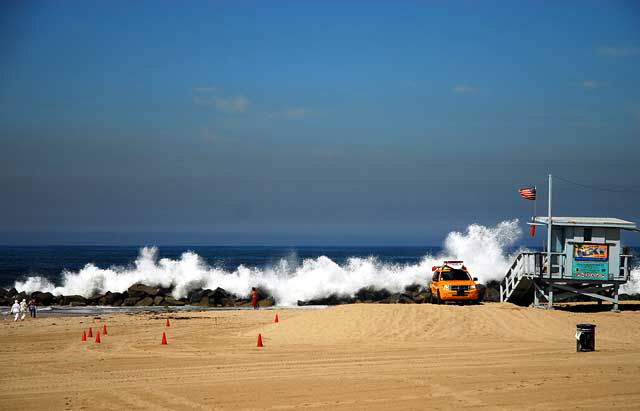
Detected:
left=1, top=0, right=639, bottom=245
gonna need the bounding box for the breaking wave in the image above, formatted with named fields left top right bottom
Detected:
left=15, top=221, right=525, bottom=306
left=621, top=266, right=640, bottom=295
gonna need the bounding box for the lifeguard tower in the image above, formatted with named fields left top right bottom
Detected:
left=500, top=176, right=637, bottom=310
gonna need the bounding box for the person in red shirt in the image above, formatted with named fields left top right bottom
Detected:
left=251, top=287, right=259, bottom=310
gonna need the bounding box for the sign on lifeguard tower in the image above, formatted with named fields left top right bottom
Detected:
left=572, top=243, right=609, bottom=281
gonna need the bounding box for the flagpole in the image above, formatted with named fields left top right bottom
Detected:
left=547, top=174, right=552, bottom=276
left=533, top=185, right=537, bottom=220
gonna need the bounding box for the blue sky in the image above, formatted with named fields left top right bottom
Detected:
left=1, top=1, right=639, bottom=245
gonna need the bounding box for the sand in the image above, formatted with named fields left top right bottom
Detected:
left=1, top=303, right=640, bottom=410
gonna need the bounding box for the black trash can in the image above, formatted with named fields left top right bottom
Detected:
left=576, top=324, right=596, bottom=352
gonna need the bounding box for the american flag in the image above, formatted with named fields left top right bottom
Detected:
left=518, top=186, right=536, bottom=200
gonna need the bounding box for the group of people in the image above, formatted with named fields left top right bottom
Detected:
left=9, top=298, right=37, bottom=321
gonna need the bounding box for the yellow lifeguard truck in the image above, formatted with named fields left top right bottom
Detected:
left=430, top=261, right=480, bottom=304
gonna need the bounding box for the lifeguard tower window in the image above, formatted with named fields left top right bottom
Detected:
left=584, top=228, right=592, bottom=242
left=440, top=270, right=471, bottom=281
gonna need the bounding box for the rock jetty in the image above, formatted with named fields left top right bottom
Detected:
left=0, top=282, right=511, bottom=307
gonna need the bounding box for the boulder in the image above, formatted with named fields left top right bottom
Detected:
left=619, top=293, right=640, bottom=301
left=163, top=296, right=183, bottom=306
left=163, top=296, right=186, bottom=306
left=220, top=297, right=236, bottom=307
left=258, top=296, right=276, bottom=307
left=413, top=288, right=431, bottom=304
left=399, top=294, right=416, bottom=304
left=16, top=291, right=28, bottom=302
left=237, top=300, right=255, bottom=307
left=153, top=296, right=164, bottom=305
left=135, top=296, right=154, bottom=306
left=128, top=283, right=161, bottom=298
left=61, top=295, right=87, bottom=306
left=476, top=284, right=487, bottom=301
left=404, top=286, right=431, bottom=304
left=98, top=292, right=124, bottom=306
left=122, top=297, right=141, bottom=306
left=483, top=287, right=500, bottom=302
left=69, top=301, right=86, bottom=307
left=211, top=287, right=232, bottom=305
left=412, top=293, right=428, bottom=304
left=188, top=288, right=207, bottom=304
left=234, top=297, right=250, bottom=306
left=86, top=295, right=103, bottom=306
left=196, top=288, right=237, bottom=306
left=387, top=293, right=415, bottom=304
left=298, top=294, right=354, bottom=306
left=486, top=280, right=500, bottom=288
left=355, top=287, right=391, bottom=303
left=255, top=287, right=270, bottom=298
left=191, top=289, right=214, bottom=306
left=0, top=289, right=10, bottom=305
left=404, top=284, right=422, bottom=293
left=30, top=291, right=55, bottom=306
left=158, top=287, right=172, bottom=296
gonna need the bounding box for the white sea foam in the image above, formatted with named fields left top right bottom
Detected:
left=15, top=220, right=526, bottom=306
left=621, top=266, right=640, bottom=295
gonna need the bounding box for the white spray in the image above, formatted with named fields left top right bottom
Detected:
left=621, top=266, right=640, bottom=295
left=15, top=220, right=530, bottom=305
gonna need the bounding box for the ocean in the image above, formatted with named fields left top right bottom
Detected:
left=1, top=220, right=637, bottom=306
left=0, top=245, right=440, bottom=290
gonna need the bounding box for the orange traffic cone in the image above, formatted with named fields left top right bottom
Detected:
left=166, top=318, right=170, bottom=327
left=257, top=333, right=264, bottom=347
left=81, top=330, right=87, bottom=341
left=161, top=332, right=168, bottom=345
left=103, top=324, right=107, bottom=335
left=88, top=327, right=93, bottom=338
left=95, top=331, right=101, bottom=344
left=274, top=314, right=279, bottom=323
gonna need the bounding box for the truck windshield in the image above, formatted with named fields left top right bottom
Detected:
left=440, top=269, right=471, bottom=281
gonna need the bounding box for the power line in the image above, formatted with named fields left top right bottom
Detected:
left=554, top=175, right=640, bottom=194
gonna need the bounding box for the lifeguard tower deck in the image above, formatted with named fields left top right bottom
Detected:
left=500, top=217, right=637, bottom=311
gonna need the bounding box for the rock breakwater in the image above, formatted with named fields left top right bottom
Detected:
left=0, top=282, right=508, bottom=307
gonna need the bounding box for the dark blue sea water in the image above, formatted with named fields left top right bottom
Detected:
left=0, top=246, right=442, bottom=288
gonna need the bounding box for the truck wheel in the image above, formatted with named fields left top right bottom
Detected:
left=436, top=292, right=442, bottom=305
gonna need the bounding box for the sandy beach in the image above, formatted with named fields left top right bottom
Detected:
left=1, top=303, right=639, bottom=410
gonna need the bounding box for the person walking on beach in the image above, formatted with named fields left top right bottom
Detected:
left=10, top=300, right=20, bottom=321
left=251, top=287, right=259, bottom=310
left=28, top=298, right=37, bottom=318
left=19, top=299, right=28, bottom=320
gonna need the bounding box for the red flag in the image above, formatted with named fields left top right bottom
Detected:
left=518, top=187, right=536, bottom=200
left=530, top=224, right=535, bottom=237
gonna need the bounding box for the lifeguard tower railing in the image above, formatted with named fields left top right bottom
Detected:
left=500, top=252, right=634, bottom=310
